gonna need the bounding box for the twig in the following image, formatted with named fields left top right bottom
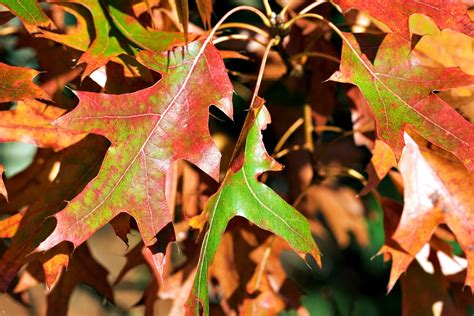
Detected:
left=273, top=117, right=304, bottom=155
left=218, top=22, right=270, bottom=39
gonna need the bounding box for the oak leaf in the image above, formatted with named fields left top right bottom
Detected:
left=0, top=0, right=52, bottom=32
left=401, top=260, right=473, bottom=316
left=331, top=32, right=474, bottom=170
left=0, top=63, right=49, bottom=102
left=186, top=100, right=319, bottom=315
left=360, top=140, right=397, bottom=196
left=42, top=243, right=113, bottom=316
left=0, top=136, right=109, bottom=291
left=41, top=0, right=183, bottom=78
left=410, top=14, right=474, bottom=76
left=36, top=41, right=233, bottom=277
left=379, top=133, right=474, bottom=290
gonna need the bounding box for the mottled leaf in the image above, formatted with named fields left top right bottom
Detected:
left=186, top=100, right=319, bottom=315
left=41, top=0, right=185, bottom=78
left=0, top=63, right=49, bottom=102
left=379, top=133, right=474, bottom=290
left=331, top=32, right=474, bottom=170
left=36, top=41, right=233, bottom=277
left=333, top=0, right=474, bottom=37
left=43, top=0, right=140, bottom=78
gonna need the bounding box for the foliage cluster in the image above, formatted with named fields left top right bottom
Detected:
left=0, top=0, right=473, bottom=315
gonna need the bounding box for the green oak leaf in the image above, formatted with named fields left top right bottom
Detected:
left=106, top=0, right=185, bottom=51
left=186, top=99, right=320, bottom=315
left=0, top=0, right=51, bottom=32
left=42, top=0, right=184, bottom=78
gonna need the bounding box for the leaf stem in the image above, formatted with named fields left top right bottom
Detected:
left=283, top=13, right=347, bottom=43
left=273, top=117, right=304, bottom=155
left=273, top=144, right=304, bottom=159
left=250, top=38, right=277, bottom=106
left=299, top=0, right=328, bottom=14
left=279, top=0, right=295, bottom=17
left=262, top=0, right=273, bottom=17
left=204, top=5, right=272, bottom=47
left=303, top=104, right=314, bottom=153
left=213, top=34, right=267, bottom=47
left=218, top=22, right=270, bottom=38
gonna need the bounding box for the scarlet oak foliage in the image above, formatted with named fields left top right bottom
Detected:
left=333, top=0, right=474, bottom=38
left=37, top=41, right=233, bottom=275
left=380, top=134, right=474, bottom=290
left=331, top=32, right=474, bottom=170
left=1, top=0, right=474, bottom=313
left=187, top=100, right=319, bottom=315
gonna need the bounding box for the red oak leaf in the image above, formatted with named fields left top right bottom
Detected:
left=331, top=32, right=474, bottom=170
left=37, top=41, right=233, bottom=276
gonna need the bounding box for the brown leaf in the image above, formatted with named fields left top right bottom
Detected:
left=401, top=259, right=472, bottom=316
left=379, top=133, right=474, bottom=290
left=0, top=136, right=109, bottom=291
left=45, top=243, right=114, bottom=316
left=297, top=185, right=368, bottom=248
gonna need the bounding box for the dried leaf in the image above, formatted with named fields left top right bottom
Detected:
left=379, top=133, right=474, bottom=290
left=297, top=185, right=368, bottom=248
